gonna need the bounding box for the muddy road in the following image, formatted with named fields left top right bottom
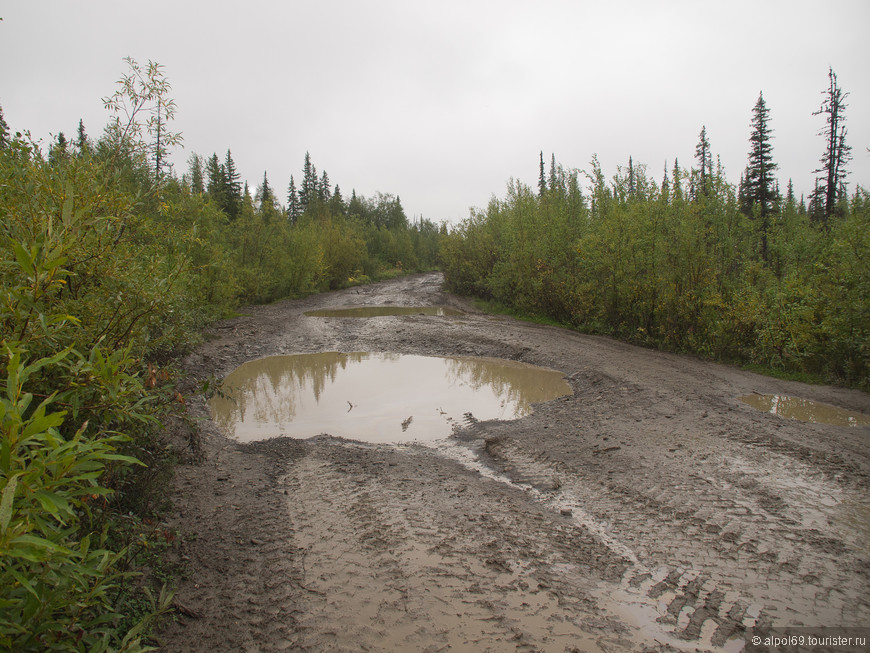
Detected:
left=159, top=272, right=870, bottom=652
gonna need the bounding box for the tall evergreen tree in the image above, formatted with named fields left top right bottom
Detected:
left=320, top=170, right=331, bottom=202
left=329, top=184, right=346, bottom=215
left=287, top=175, right=300, bottom=222
left=695, top=125, right=712, bottom=197
left=548, top=154, right=568, bottom=198
left=745, top=93, right=778, bottom=216
left=75, top=119, right=90, bottom=155
left=348, top=188, right=365, bottom=218
left=671, top=158, right=683, bottom=202
left=808, top=179, right=825, bottom=224
left=660, top=162, right=670, bottom=203
left=549, top=153, right=558, bottom=192
left=538, top=151, right=547, bottom=197
left=206, top=153, right=227, bottom=208
left=223, top=149, right=243, bottom=219
left=745, top=92, right=778, bottom=260
left=813, top=67, right=851, bottom=224
left=49, top=132, right=70, bottom=166
left=188, top=153, right=205, bottom=194
left=737, top=169, right=748, bottom=214
left=299, top=151, right=319, bottom=211
left=205, top=153, right=221, bottom=192
left=257, top=171, right=274, bottom=210
left=257, top=171, right=280, bottom=224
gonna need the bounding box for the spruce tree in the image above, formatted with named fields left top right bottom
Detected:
left=745, top=92, right=778, bottom=261
left=76, top=119, right=90, bottom=155
left=49, top=132, right=69, bottom=165
left=320, top=170, right=331, bottom=202
left=206, top=153, right=227, bottom=208
left=257, top=172, right=279, bottom=224
left=549, top=153, right=557, bottom=191
left=287, top=175, right=300, bottom=222
left=813, top=67, right=851, bottom=224
left=257, top=172, right=274, bottom=210
left=695, top=126, right=712, bottom=197
left=745, top=93, right=778, bottom=216
left=671, top=158, right=683, bottom=202
left=348, top=189, right=365, bottom=219
left=188, top=153, right=205, bottom=194
left=660, top=162, right=670, bottom=203
left=737, top=169, right=749, bottom=215
left=329, top=184, right=346, bottom=215
left=538, top=151, right=547, bottom=197
left=223, top=150, right=243, bottom=219
left=300, top=151, right=319, bottom=211
left=206, top=153, right=221, bottom=193
left=809, top=179, right=825, bottom=224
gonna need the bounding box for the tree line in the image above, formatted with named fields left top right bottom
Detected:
left=0, top=58, right=440, bottom=650
left=174, top=146, right=441, bottom=308
left=441, top=68, right=868, bottom=389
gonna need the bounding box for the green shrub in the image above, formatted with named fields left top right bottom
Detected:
left=0, top=347, right=173, bottom=652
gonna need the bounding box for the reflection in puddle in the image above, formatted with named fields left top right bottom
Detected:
left=210, top=352, right=572, bottom=443
left=305, top=305, right=463, bottom=318
left=739, top=394, right=870, bottom=427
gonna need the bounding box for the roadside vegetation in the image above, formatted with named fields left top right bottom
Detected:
left=0, top=58, right=439, bottom=650
left=441, top=72, right=868, bottom=391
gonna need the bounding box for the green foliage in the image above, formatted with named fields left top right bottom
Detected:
left=0, top=65, right=191, bottom=648
left=189, top=149, right=442, bottom=305
left=0, top=58, right=444, bottom=648
left=0, top=348, right=166, bottom=652
left=442, top=153, right=869, bottom=389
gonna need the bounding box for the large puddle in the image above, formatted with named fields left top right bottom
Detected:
left=739, top=394, right=870, bottom=427
left=305, top=306, right=463, bottom=318
left=210, top=352, right=572, bottom=443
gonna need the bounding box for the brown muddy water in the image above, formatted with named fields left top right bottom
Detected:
left=209, top=352, right=572, bottom=443
left=304, top=305, right=463, bottom=317
left=739, top=393, right=870, bottom=427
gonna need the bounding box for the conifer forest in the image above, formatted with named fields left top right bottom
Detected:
left=0, top=58, right=867, bottom=649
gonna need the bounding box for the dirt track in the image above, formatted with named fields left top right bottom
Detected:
left=159, top=272, right=870, bottom=652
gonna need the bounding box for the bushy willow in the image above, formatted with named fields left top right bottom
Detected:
left=442, top=156, right=869, bottom=389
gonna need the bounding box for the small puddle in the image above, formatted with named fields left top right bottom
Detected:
left=210, top=352, right=572, bottom=443
left=739, top=394, right=870, bottom=427
left=305, top=305, right=463, bottom=318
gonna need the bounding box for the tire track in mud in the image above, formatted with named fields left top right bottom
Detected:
left=160, top=440, right=305, bottom=652
left=473, top=432, right=870, bottom=650
left=278, top=440, right=637, bottom=653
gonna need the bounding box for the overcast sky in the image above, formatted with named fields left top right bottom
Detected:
left=2, top=1, right=868, bottom=223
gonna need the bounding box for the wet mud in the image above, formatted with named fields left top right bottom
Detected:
left=305, top=305, right=463, bottom=317
left=159, top=272, right=870, bottom=652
